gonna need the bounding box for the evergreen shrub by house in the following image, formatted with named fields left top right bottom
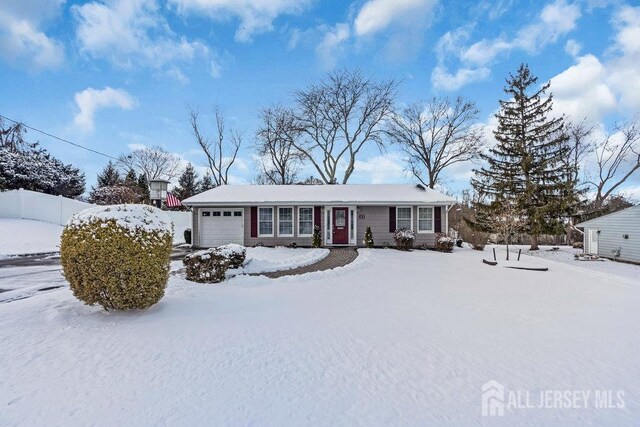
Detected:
left=363, top=226, right=374, bottom=248
left=312, top=225, right=322, bottom=248
left=183, top=244, right=246, bottom=283
left=394, top=229, right=415, bottom=251
left=60, top=205, right=173, bottom=311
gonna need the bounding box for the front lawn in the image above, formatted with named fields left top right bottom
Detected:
left=0, top=248, right=638, bottom=424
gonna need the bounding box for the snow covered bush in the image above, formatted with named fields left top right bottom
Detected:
left=435, top=234, right=455, bottom=252
left=88, top=185, right=141, bottom=205
left=394, top=229, right=415, bottom=251
left=312, top=225, right=322, bottom=248
left=183, top=244, right=247, bottom=283
left=60, top=205, right=173, bottom=311
left=363, top=226, right=374, bottom=248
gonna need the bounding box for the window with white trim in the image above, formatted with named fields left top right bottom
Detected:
left=259, top=207, right=274, bottom=236
left=298, top=207, right=313, bottom=236
left=278, top=207, right=293, bottom=236
left=396, top=207, right=412, bottom=230
left=418, top=207, right=433, bottom=232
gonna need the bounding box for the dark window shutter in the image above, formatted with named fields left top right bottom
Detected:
left=389, top=207, right=396, bottom=232
left=434, top=206, right=442, bottom=233
left=314, top=206, right=321, bottom=228
left=250, top=207, right=258, bottom=237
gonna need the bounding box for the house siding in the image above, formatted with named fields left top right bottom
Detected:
left=243, top=206, right=322, bottom=247
left=192, top=204, right=447, bottom=248
left=356, top=206, right=443, bottom=247
left=580, top=206, right=640, bottom=263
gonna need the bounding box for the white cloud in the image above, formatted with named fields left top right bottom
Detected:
left=353, top=0, right=438, bottom=60
left=431, top=65, right=490, bottom=91
left=354, top=0, right=437, bottom=37
left=73, top=0, right=208, bottom=70
left=0, top=0, right=65, bottom=69
left=432, top=0, right=582, bottom=90
left=169, top=0, right=311, bottom=42
left=550, top=54, right=616, bottom=120
left=550, top=5, right=640, bottom=121
left=73, top=87, right=136, bottom=132
left=607, top=5, right=640, bottom=110
left=316, top=23, right=350, bottom=70
left=352, top=154, right=409, bottom=184
left=565, top=39, right=582, bottom=57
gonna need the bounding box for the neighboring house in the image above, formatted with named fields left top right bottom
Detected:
left=182, top=184, right=456, bottom=248
left=576, top=205, right=640, bottom=264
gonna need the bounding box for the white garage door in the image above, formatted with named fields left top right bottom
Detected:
left=199, top=209, right=244, bottom=247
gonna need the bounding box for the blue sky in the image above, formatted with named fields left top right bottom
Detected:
left=1, top=0, right=639, bottom=197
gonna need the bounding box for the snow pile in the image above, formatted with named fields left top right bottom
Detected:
left=0, top=219, right=63, bottom=257
left=241, top=247, right=329, bottom=274
left=67, top=204, right=173, bottom=237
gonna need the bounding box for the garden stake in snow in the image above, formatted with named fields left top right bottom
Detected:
left=518, top=249, right=522, bottom=261
left=492, top=248, right=496, bottom=261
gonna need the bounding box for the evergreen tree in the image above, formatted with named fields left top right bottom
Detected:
left=470, top=64, right=578, bottom=250
left=96, top=161, right=121, bottom=188
left=0, top=145, right=85, bottom=198
left=137, top=174, right=150, bottom=204
left=173, top=163, right=200, bottom=200
left=199, top=172, right=215, bottom=191
left=123, top=168, right=137, bottom=187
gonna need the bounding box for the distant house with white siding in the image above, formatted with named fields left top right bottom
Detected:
left=576, top=205, right=640, bottom=264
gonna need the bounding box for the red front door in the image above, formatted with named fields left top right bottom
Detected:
left=332, top=207, right=349, bottom=244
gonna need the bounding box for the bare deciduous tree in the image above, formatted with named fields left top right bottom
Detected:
left=585, top=117, right=640, bottom=209
left=0, top=117, right=28, bottom=152
left=255, top=106, right=303, bottom=185
left=292, top=69, right=397, bottom=184
left=118, top=145, right=181, bottom=181
left=386, top=97, right=484, bottom=189
left=562, top=118, right=595, bottom=185
left=190, top=106, right=242, bottom=187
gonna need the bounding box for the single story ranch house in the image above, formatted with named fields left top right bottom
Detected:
left=182, top=184, right=456, bottom=248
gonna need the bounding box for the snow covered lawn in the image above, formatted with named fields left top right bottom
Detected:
left=1, top=248, right=638, bottom=425
left=241, top=247, right=329, bottom=274
left=505, top=244, right=640, bottom=283
left=0, top=219, right=63, bottom=257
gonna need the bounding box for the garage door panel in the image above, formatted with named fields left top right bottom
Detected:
left=200, top=210, right=244, bottom=247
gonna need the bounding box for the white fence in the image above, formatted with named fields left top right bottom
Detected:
left=0, top=189, right=94, bottom=225
left=0, top=190, right=192, bottom=242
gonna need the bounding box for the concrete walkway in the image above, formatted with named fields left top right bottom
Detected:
left=255, top=248, right=359, bottom=279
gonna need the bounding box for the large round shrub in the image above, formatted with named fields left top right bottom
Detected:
left=60, top=204, right=173, bottom=311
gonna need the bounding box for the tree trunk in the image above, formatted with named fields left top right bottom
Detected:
left=529, top=234, right=539, bottom=251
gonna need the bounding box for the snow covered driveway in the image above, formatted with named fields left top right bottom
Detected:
left=1, top=248, right=638, bottom=425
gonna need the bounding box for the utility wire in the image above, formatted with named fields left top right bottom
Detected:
left=0, top=114, right=119, bottom=161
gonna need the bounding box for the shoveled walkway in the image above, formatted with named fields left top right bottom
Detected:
left=256, top=248, right=359, bottom=279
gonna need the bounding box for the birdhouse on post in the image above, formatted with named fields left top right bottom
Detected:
left=149, top=179, right=170, bottom=208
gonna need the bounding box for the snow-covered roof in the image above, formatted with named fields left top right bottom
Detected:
left=576, top=205, right=640, bottom=228
left=183, top=184, right=456, bottom=206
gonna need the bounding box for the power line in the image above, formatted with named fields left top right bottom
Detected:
left=0, top=114, right=119, bottom=161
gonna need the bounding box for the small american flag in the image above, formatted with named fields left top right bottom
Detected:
left=166, top=192, right=182, bottom=208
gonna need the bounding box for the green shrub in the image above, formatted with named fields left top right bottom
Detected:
left=183, top=244, right=246, bottom=283
left=312, top=225, right=322, bottom=248
left=363, top=226, right=374, bottom=248
left=60, top=205, right=173, bottom=311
